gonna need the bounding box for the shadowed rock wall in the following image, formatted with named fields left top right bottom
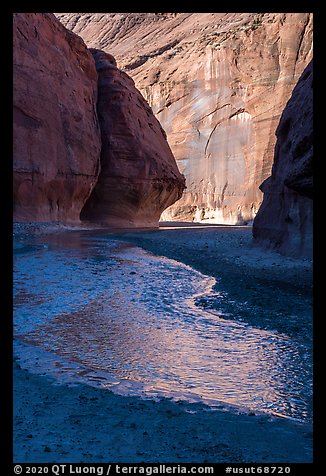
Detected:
left=13, top=13, right=101, bottom=222
left=253, top=61, right=313, bottom=258
left=13, top=13, right=185, bottom=226
left=81, top=49, right=185, bottom=227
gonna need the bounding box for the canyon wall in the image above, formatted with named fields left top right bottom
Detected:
left=13, top=13, right=101, bottom=222
left=252, top=61, right=313, bottom=258
left=55, top=13, right=313, bottom=224
left=13, top=13, right=184, bottom=226
left=81, top=49, right=185, bottom=227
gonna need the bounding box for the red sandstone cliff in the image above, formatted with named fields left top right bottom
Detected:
left=81, top=49, right=185, bottom=227
left=13, top=13, right=101, bottom=222
left=253, top=61, right=313, bottom=258
left=56, top=12, right=313, bottom=224
left=13, top=13, right=184, bottom=226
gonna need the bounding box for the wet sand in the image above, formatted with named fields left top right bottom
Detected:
left=14, top=359, right=313, bottom=463
left=13, top=223, right=313, bottom=463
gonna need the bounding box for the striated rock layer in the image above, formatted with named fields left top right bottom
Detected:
left=55, top=13, right=313, bottom=224
left=81, top=49, right=185, bottom=227
left=13, top=13, right=101, bottom=222
left=253, top=61, right=313, bottom=258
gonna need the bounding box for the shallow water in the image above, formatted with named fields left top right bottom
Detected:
left=13, top=229, right=312, bottom=422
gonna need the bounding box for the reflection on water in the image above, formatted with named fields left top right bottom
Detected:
left=13, top=230, right=312, bottom=422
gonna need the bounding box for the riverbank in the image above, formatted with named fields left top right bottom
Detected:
left=13, top=222, right=313, bottom=463
left=14, top=358, right=313, bottom=463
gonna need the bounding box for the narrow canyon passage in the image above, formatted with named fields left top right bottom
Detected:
left=12, top=12, right=314, bottom=465
left=13, top=227, right=312, bottom=423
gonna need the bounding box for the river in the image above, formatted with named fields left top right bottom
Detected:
left=13, top=227, right=313, bottom=423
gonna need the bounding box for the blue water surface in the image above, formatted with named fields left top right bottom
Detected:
left=13, top=228, right=313, bottom=422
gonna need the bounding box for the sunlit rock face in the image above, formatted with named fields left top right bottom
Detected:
left=13, top=13, right=101, bottom=222
left=253, top=61, right=313, bottom=258
left=55, top=13, right=313, bottom=224
left=80, top=49, right=185, bottom=227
